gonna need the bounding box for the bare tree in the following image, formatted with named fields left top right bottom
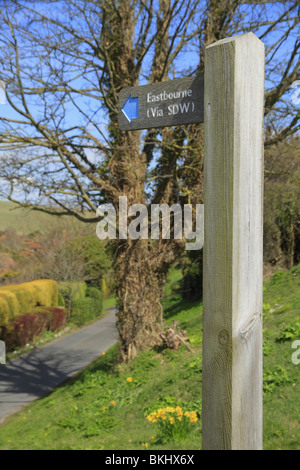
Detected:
left=0, top=0, right=299, bottom=360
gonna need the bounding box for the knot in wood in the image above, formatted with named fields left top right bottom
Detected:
left=218, top=329, right=229, bottom=345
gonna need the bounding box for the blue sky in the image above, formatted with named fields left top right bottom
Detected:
left=0, top=2, right=298, bottom=136
left=0, top=1, right=299, bottom=204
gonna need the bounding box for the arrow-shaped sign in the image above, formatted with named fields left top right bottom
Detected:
left=118, top=76, right=204, bottom=130
left=121, top=94, right=139, bottom=122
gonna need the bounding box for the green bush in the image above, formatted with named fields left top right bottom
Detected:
left=59, top=281, right=87, bottom=304
left=101, top=277, right=109, bottom=300
left=58, top=282, right=103, bottom=326
left=58, top=291, right=65, bottom=307
left=70, top=295, right=102, bottom=327
left=67, top=235, right=112, bottom=290
left=86, top=286, right=102, bottom=302
left=58, top=282, right=87, bottom=318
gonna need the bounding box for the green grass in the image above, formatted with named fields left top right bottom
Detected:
left=262, top=264, right=300, bottom=450
left=0, top=265, right=299, bottom=450
left=0, top=200, right=54, bottom=234
left=0, top=200, right=91, bottom=234
left=103, top=294, right=116, bottom=310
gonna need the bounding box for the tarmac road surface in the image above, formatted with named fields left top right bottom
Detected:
left=0, top=307, right=118, bottom=423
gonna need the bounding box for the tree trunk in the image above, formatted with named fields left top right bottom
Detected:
left=115, top=239, right=168, bottom=361
left=109, top=131, right=175, bottom=361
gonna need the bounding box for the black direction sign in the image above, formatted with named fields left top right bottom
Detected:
left=118, top=75, right=204, bottom=131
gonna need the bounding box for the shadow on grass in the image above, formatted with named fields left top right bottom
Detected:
left=51, top=343, right=120, bottom=394
left=3, top=297, right=203, bottom=413
left=163, top=296, right=202, bottom=320
left=46, top=299, right=203, bottom=396
left=163, top=299, right=186, bottom=319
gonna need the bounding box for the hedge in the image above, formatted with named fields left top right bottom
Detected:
left=86, top=286, right=102, bottom=303
left=0, top=280, right=59, bottom=326
left=70, top=288, right=103, bottom=327
left=58, top=281, right=87, bottom=304
left=0, top=307, right=66, bottom=352
left=58, top=291, right=65, bottom=307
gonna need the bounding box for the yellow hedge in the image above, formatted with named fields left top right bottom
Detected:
left=0, top=280, right=58, bottom=326
left=102, top=277, right=108, bottom=300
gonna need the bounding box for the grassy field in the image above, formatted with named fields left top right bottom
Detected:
left=0, top=200, right=52, bottom=234
left=0, top=265, right=299, bottom=450
left=0, top=200, right=93, bottom=234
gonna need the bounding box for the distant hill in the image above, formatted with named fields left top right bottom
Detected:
left=0, top=200, right=95, bottom=235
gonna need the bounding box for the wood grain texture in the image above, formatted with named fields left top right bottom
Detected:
left=202, top=33, right=265, bottom=450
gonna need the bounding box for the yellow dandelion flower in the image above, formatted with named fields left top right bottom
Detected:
left=111, top=401, right=116, bottom=406
left=126, top=377, right=132, bottom=382
left=151, top=436, right=156, bottom=441
left=102, top=352, right=106, bottom=355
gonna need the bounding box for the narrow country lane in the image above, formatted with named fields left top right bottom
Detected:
left=0, top=308, right=118, bottom=423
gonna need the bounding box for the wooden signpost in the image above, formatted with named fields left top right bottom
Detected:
left=118, top=76, right=204, bottom=130
left=202, top=33, right=265, bottom=450
left=118, top=32, right=265, bottom=450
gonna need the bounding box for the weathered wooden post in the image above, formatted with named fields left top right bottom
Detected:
left=118, top=31, right=265, bottom=449
left=202, top=33, right=265, bottom=450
